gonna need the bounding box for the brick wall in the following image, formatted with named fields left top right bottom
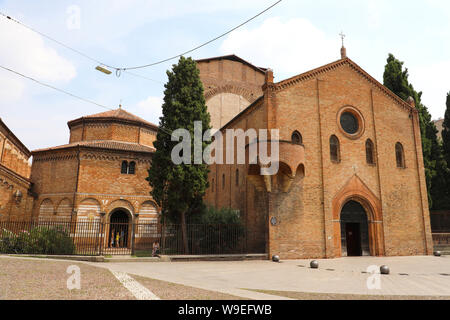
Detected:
left=204, top=57, right=432, bottom=259
left=197, top=57, right=265, bottom=130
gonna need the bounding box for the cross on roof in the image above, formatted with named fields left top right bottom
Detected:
left=339, top=31, right=346, bottom=47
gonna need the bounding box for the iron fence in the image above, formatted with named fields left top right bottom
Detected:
left=161, top=224, right=246, bottom=255
left=0, top=219, right=246, bottom=256
left=432, top=233, right=450, bottom=245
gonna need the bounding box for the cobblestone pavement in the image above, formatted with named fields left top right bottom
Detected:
left=0, top=256, right=242, bottom=300
left=0, top=256, right=134, bottom=300
left=90, top=256, right=450, bottom=299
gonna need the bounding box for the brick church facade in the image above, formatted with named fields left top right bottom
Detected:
left=0, top=49, right=433, bottom=259
left=200, top=52, right=433, bottom=259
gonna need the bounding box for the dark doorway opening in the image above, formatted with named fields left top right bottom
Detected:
left=340, top=200, right=370, bottom=257
left=345, top=223, right=361, bottom=256
left=108, top=210, right=130, bottom=248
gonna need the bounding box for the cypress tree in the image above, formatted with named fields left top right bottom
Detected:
left=383, top=54, right=447, bottom=209
left=147, top=56, right=211, bottom=253
left=443, top=92, right=450, bottom=167
left=438, top=92, right=450, bottom=210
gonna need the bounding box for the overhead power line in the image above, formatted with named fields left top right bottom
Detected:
left=0, top=11, right=162, bottom=84
left=0, top=64, right=113, bottom=110
left=115, top=0, right=283, bottom=71
left=0, top=0, right=282, bottom=72
left=0, top=64, right=178, bottom=136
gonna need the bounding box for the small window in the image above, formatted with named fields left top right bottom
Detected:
left=121, top=161, right=128, bottom=174
left=128, top=161, right=136, bottom=174
left=366, top=139, right=375, bottom=165
left=236, top=169, right=239, bottom=186
left=330, top=135, right=340, bottom=163
left=222, top=174, right=226, bottom=190
left=396, top=143, right=405, bottom=168
left=291, top=131, right=303, bottom=145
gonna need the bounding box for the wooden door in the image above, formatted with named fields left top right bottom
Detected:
left=346, top=223, right=362, bottom=256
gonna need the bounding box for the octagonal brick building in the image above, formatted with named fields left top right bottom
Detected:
left=30, top=108, right=160, bottom=226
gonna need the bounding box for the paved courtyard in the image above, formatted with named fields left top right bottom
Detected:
left=2, top=255, right=450, bottom=300
left=89, top=256, right=450, bottom=299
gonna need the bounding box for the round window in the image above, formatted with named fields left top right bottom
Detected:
left=340, top=112, right=359, bottom=135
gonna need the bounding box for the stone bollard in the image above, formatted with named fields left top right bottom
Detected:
left=272, top=255, right=280, bottom=262
left=310, top=260, right=319, bottom=269
left=380, top=265, right=390, bottom=275
left=434, top=251, right=442, bottom=257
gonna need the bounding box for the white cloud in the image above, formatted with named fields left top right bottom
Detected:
left=0, top=75, right=24, bottom=102
left=0, top=17, right=76, bottom=101
left=131, top=96, right=163, bottom=124
left=409, top=61, right=450, bottom=119
left=220, top=17, right=339, bottom=80
left=367, top=0, right=381, bottom=29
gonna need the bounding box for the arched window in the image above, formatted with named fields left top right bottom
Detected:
left=236, top=169, right=239, bottom=186
left=291, top=131, right=303, bottom=145
left=330, top=135, right=340, bottom=163
left=222, top=174, right=226, bottom=189
left=395, top=143, right=405, bottom=168
left=128, top=161, right=136, bottom=174
left=365, top=139, right=375, bottom=165
left=121, top=161, right=128, bottom=174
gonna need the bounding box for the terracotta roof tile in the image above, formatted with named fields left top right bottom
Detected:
left=32, top=140, right=155, bottom=154
left=68, top=108, right=158, bottom=129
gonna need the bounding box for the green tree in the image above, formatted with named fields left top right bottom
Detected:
left=438, top=92, right=450, bottom=210
left=443, top=92, right=450, bottom=167
left=147, top=56, right=211, bottom=253
left=383, top=54, right=448, bottom=209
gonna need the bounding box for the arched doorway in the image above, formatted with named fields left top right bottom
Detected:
left=108, top=209, right=130, bottom=248
left=340, top=200, right=370, bottom=257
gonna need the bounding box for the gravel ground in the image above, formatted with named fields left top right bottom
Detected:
left=0, top=257, right=243, bottom=300
left=248, top=289, right=450, bottom=300
left=0, top=257, right=134, bottom=300
left=133, top=275, right=244, bottom=300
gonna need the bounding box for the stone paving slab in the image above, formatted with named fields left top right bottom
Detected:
left=89, top=256, right=450, bottom=299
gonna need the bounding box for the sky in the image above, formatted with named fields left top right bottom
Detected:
left=0, top=0, right=449, bottom=151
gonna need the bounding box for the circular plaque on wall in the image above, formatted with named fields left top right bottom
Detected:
left=270, top=217, right=278, bottom=226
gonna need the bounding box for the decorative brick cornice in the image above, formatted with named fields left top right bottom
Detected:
left=205, top=84, right=259, bottom=104
left=274, top=58, right=417, bottom=114
left=81, top=151, right=151, bottom=164
left=33, top=153, right=78, bottom=162
left=0, top=164, right=31, bottom=189
left=84, top=123, right=109, bottom=128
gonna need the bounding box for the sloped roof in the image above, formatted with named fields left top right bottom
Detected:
left=32, top=140, right=155, bottom=154
left=0, top=118, right=31, bottom=157
left=68, top=108, right=159, bottom=130
left=274, top=57, right=416, bottom=114
left=196, top=54, right=267, bottom=74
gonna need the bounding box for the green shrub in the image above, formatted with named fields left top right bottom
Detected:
left=187, top=206, right=245, bottom=254
left=190, top=205, right=242, bottom=225
left=0, top=226, right=75, bottom=255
